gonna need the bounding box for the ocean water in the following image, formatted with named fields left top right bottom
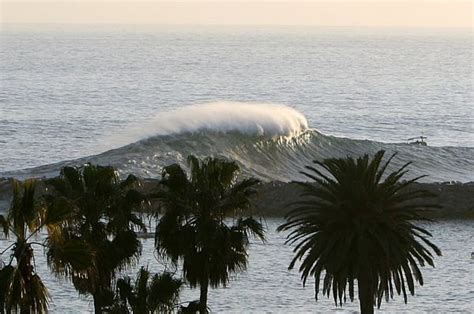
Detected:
left=1, top=25, right=474, bottom=313
left=0, top=25, right=473, bottom=182
left=1, top=219, right=473, bottom=313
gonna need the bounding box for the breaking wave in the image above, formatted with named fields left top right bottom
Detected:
left=3, top=103, right=473, bottom=183
left=105, top=102, right=308, bottom=148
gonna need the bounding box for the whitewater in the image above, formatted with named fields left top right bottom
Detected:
left=2, top=102, right=472, bottom=183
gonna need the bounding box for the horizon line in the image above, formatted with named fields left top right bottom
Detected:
left=2, top=23, right=473, bottom=30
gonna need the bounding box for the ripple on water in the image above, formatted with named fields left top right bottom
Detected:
left=0, top=220, right=472, bottom=313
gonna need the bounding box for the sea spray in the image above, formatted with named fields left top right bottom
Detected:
left=1, top=103, right=473, bottom=183
left=153, top=102, right=308, bottom=136
left=103, top=102, right=309, bottom=149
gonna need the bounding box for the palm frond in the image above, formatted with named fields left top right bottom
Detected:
left=44, top=163, right=146, bottom=313
left=154, top=155, right=264, bottom=309
left=46, top=238, right=93, bottom=276
left=278, top=150, right=441, bottom=311
left=0, top=214, right=9, bottom=238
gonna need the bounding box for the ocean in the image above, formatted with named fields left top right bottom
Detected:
left=2, top=220, right=474, bottom=313
left=0, top=25, right=473, bottom=313
left=0, top=25, right=473, bottom=182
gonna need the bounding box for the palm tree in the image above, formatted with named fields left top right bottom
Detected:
left=0, top=179, right=90, bottom=313
left=154, top=155, right=265, bottom=313
left=278, top=150, right=442, bottom=314
left=45, top=164, right=147, bottom=313
left=111, top=267, right=182, bottom=313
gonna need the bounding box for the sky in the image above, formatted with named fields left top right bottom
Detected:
left=0, top=1, right=472, bottom=28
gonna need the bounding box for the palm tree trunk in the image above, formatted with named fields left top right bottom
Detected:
left=358, top=273, right=374, bottom=314
left=199, top=277, right=209, bottom=314
left=93, top=293, right=102, bottom=314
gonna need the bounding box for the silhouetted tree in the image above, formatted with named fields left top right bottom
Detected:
left=45, top=164, right=146, bottom=313
left=154, top=156, right=265, bottom=313
left=278, top=150, right=442, bottom=314
left=0, top=179, right=90, bottom=313
left=111, top=267, right=182, bottom=313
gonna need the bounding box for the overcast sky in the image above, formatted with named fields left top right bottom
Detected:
left=1, top=1, right=472, bottom=27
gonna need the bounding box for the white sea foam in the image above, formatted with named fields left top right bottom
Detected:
left=154, top=102, right=308, bottom=136
left=126, top=102, right=308, bottom=140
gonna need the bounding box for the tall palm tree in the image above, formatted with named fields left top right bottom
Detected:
left=45, top=164, right=147, bottom=313
left=111, top=267, right=182, bottom=313
left=0, top=179, right=90, bottom=313
left=154, top=155, right=265, bottom=313
left=278, top=150, right=442, bottom=314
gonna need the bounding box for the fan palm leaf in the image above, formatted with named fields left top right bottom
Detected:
left=0, top=179, right=87, bottom=313
left=111, top=267, right=182, bottom=313
left=45, top=164, right=146, bottom=313
left=278, top=150, right=441, bottom=314
left=154, top=155, right=265, bottom=312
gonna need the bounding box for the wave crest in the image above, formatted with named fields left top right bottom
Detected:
left=124, top=102, right=309, bottom=142
left=3, top=103, right=473, bottom=183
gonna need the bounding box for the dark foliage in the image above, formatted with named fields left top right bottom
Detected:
left=111, top=267, right=182, bottom=313
left=154, top=156, right=265, bottom=312
left=278, top=150, right=442, bottom=313
left=45, top=164, right=146, bottom=313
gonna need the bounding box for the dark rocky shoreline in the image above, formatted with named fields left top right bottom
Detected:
left=1, top=177, right=473, bottom=219
left=250, top=181, right=474, bottom=219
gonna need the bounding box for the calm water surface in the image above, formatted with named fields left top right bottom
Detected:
left=1, top=219, right=473, bottom=313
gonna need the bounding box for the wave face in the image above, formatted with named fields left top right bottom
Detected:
left=3, top=103, right=473, bottom=183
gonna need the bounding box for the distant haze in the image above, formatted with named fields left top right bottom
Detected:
left=1, top=1, right=472, bottom=28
